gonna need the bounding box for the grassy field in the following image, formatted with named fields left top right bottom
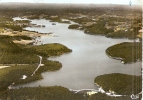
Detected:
left=94, top=73, right=142, bottom=95
left=106, top=42, right=142, bottom=63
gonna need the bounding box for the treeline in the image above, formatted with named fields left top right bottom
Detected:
left=0, top=35, right=39, bottom=64
left=0, top=59, right=62, bottom=91
left=84, top=21, right=114, bottom=35
left=106, top=42, right=142, bottom=63
left=0, top=35, right=72, bottom=64
left=0, top=16, right=30, bottom=32
left=0, top=65, right=37, bottom=91
left=106, top=30, right=135, bottom=39
left=106, top=17, right=142, bottom=39
left=68, top=17, right=114, bottom=35
left=30, top=43, right=72, bottom=57
left=15, top=20, right=31, bottom=23
left=44, top=16, right=70, bottom=24
left=0, top=3, right=141, bottom=20
left=11, top=35, right=32, bottom=40
left=3, top=24, right=23, bottom=31
left=0, top=35, right=72, bottom=63
left=94, top=73, right=142, bottom=95
left=89, top=93, right=134, bottom=100
left=0, top=86, right=86, bottom=100
left=68, top=24, right=80, bottom=29
left=27, top=15, right=40, bottom=19
left=70, top=17, right=92, bottom=24
left=0, top=35, right=71, bottom=91
left=15, top=59, right=62, bottom=87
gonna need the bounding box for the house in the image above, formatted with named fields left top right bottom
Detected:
left=114, top=25, right=127, bottom=32
left=50, top=15, right=58, bottom=18
left=137, top=28, right=143, bottom=40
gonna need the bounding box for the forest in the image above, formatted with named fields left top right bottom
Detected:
left=94, top=73, right=142, bottom=95
left=106, top=42, right=142, bottom=63
left=89, top=93, right=141, bottom=100
left=0, top=35, right=72, bottom=91
left=0, top=86, right=86, bottom=100
left=0, top=3, right=142, bottom=100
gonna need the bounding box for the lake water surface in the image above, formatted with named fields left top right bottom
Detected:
left=13, top=18, right=142, bottom=90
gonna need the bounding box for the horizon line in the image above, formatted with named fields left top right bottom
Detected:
left=0, top=2, right=142, bottom=6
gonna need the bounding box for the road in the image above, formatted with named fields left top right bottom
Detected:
left=31, top=55, right=42, bottom=76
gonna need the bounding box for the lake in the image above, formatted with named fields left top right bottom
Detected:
left=13, top=17, right=142, bottom=90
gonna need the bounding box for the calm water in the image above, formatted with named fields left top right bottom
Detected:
left=13, top=18, right=142, bottom=90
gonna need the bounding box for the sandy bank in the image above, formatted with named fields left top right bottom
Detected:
left=0, top=66, right=10, bottom=69
left=0, top=30, right=53, bottom=37
left=13, top=39, right=33, bottom=45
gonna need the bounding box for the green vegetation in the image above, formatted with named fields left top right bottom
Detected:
left=106, top=30, right=136, bottom=39
left=0, top=86, right=86, bottom=100
left=11, top=35, right=32, bottom=40
left=40, top=58, right=62, bottom=72
left=31, top=43, right=72, bottom=57
left=0, top=4, right=142, bottom=99
left=0, top=60, right=62, bottom=91
left=84, top=21, right=114, bottom=35
left=27, top=15, right=40, bottom=19
left=48, top=17, right=61, bottom=22
left=0, top=16, right=13, bottom=22
left=15, top=20, right=31, bottom=23
left=5, top=25, right=23, bottom=31
left=94, top=73, right=142, bottom=95
left=0, top=35, right=71, bottom=64
left=106, top=16, right=142, bottom=39
left=132, top=17, right=142, bottom=33
left=0, top=27, right=4, bottom=32
left=16, top=59, right=62, bottom=85
left=89, top=93, right=135, bottom=100
left=0, top=65, right=38, bottom=91
left=60, top=20, right=71, bottom=24
left=106, top=42, right=142, bottom=63
left=70, top=17, right=91, bottom=24
left=108, top=17, right=131, bottom=23
left=68, top=24, right=79, bottom=29
left=0, top=35, right=39, bottom=64
left=0, top=16, right=26, bottom=32
left=45, top=17, right=70, bottom=24
left=0, top=35, right=71, bottom=91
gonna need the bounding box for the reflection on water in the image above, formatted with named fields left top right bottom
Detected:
left=13, top=18, right=141, bottom=90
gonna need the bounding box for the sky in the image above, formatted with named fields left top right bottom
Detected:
left=0, top=0, right=142, bottom=5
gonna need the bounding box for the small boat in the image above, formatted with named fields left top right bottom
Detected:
left=42, top=25, right=45, bottom=27
left=52, top=23, right=56, bottom=25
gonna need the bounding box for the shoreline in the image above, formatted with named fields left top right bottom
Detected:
left=105, top=42, right=142, bottom=64
left=105, top=49, right=124, bottom=63
left=0, top=29, right=56, bottom=45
